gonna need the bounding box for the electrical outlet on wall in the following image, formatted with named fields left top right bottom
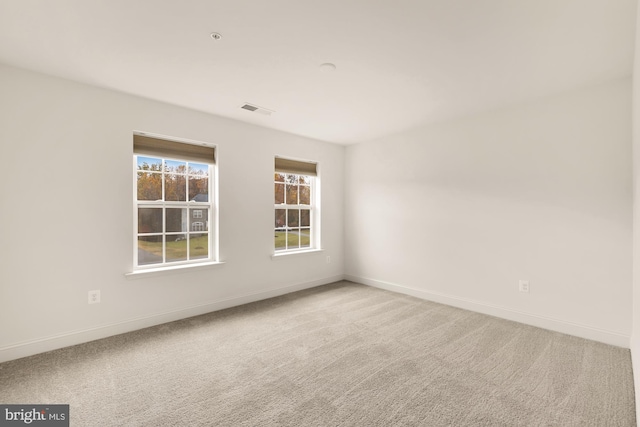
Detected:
left=88, top=290, right=101, bottom=304
left=518, top=280, right=530, bottom=293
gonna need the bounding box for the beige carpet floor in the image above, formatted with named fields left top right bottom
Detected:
left=0, top=281, right=635, bottom=426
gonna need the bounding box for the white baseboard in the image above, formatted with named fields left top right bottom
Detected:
left=0, top=275, right=344, bottom=363
left=345, top=274, right=630, bottom=348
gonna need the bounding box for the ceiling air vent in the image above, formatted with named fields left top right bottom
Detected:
left=240, top=103, right=274, bottom=116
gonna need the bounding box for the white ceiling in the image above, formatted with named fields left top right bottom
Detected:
left=0, top=0, right=636, bottom=144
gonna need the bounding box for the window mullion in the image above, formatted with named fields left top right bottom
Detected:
left=161, top=207, right=166, bottom=264
left=186, top=165, right=190, bottom=261
left=161, top=160, right=166, bottom=202
left=285, top=209, right=289, bottom=250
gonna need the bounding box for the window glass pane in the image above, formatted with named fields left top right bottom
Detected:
left=189, top=177, right=208, bottom=201
left=165, top=174, right=187, bottom=201
left=286, top=184, right=298, bottom=205
left=275, top=209, right=286, bottom=229
left=275, top=183, right=284, bottom=204
left=165, top=160, right=186, bottom=174
left=275, top=230, right=286, bottom=251
left=166, top=208, right=187, bottom=233
left=190, top=234, right=208, bottom=259
left=138, top=236, right=163, bottom=265
left=189, top=163, right=209, bottom=177
left=166, top=237, right=187, bottom=263
left=288, top=209, right=299, bottom=228
left=286, top=174, right=297, bottom=184
left=138, top=208, right=162, bottom=233
left=298, top=175, right=310, bottom=185
left=300, top=228, right=311, bottom=248
left=275, top=173, right=285, bottom=182
left=299, top=186, right=310, bottom=205
left=190, top=208, right=208, bottom=231
left=137, top=172, right=162, bottom=201
left=300, top=209, right=310, bottom=227
left=275, top=208, right=287, bottom=251
left=288, top=231, right=300, bottom=249
left=137, top=156, right=162, bottom=171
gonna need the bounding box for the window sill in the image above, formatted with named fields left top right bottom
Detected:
left=125, top=261, right=225, bottom=279
left=271, top=248, right=324, bottom=260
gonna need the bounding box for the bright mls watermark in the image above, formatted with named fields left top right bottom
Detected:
left=0, top=405, right=69, bottom=426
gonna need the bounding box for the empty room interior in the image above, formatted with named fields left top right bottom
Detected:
left=2, top=0, right=640, bottom=425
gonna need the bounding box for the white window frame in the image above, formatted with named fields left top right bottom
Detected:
left=132, top=135, right=218, bottom=271
left=274, top=159, right=320, bottom=254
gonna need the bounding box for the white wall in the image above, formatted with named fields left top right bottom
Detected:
left=0, top=64, right=344, bottom=362
left=0, top=60, right=632, bottom=362
left=631, top=0, right=640, bottom=420
left=345, top=78, right=633, bottom=346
